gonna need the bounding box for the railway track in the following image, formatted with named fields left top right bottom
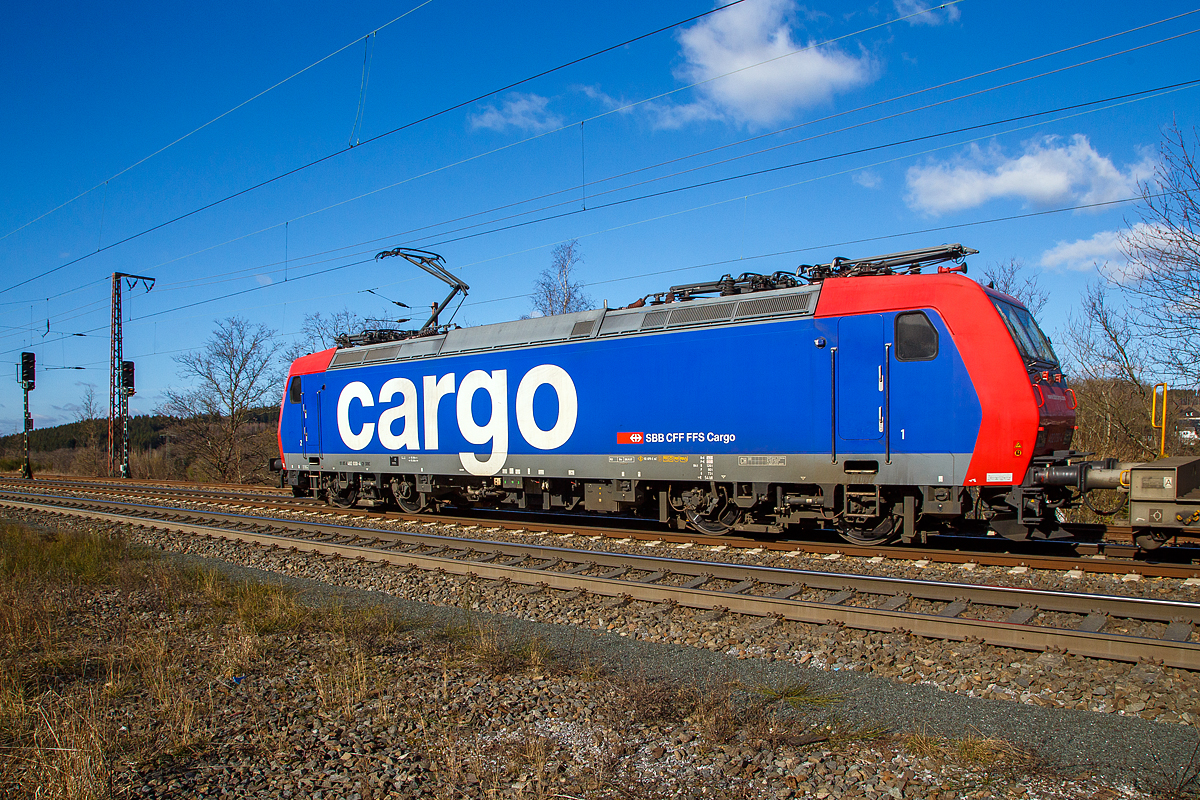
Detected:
left=2, top=489, right=1199, bottom=669
left=4, top=476, right=1200, bottom=579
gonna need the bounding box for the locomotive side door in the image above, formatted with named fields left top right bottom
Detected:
left=836, top=314, right=885, bottom=447
left=299, top=375, right=323, bottom=463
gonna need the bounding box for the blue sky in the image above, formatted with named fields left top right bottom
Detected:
left=1, top=0, right=1197, bottom=431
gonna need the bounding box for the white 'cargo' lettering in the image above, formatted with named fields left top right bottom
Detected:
left=456, top=369, right=508, bottom=475
left=333, top=365, right=578, bottom=475
left=337, top=381, right=375, bottom=451
left=515, top=364, right=577, bottom=450
left=422, top=374, right=456, bottom=450
left=378, top=377, right=419, bottom=450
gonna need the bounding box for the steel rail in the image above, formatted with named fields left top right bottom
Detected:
left=0, top=477, right=291, bottom=503
left=3, top=478, right=1199, bottom=579
left=0, top=474, right=291, bottom=494
left=2, top=494, right=1198, bottom=669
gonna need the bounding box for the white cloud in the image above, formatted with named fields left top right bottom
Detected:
left=905, top=134, right=1156, bottom=215
left=894, top=0, right=961, bottom=25
left=469, top=93, right=563, bottom=133
left=1039, top=229, right=1125, bottom=271
left=577, top=85, right=630, bottom=113
left=657, top=0, right=875, bottom=128
left=1038, top=222, right=1170, bottom=282
left=852, top=169, right=880, bottom=188
left=645, top=100, right=723, bottom=130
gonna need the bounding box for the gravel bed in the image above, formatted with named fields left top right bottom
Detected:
left=10, top=507, right=1200, bottom=798
left=14, top=485, right=1200, bottom=604
left=8, top=501, right=1200, bottom=727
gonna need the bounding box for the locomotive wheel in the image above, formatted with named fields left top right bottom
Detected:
left=327, top=487, right=358, bottom=508
left=1133, top=530, right=1169, bottom=551
left=684, top=504, right=741, bottom=535
left=989, top=516, right=1030, bottom=541
left=836, top=515, right=899, bottom=546
left=391, top=478, right=424, bottom=513
left=395, top=493, right=424, bottom=513
left=291, top=484, right=308, bottom=498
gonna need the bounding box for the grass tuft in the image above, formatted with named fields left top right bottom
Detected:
left=618, top=675, right=701, bottom=725
left=902, top=724, right=1038, bottom=771
left=752, top=679, right=842, bottom=709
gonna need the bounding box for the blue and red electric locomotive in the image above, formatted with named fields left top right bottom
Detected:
left=273, top=244, right=1195, bottom=546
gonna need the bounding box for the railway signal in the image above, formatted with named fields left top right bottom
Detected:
left=20, top=351, right=35, bottom=389
left=121, top=360, right=135, bottom=395
left=17, top=352, right=34, bottom=479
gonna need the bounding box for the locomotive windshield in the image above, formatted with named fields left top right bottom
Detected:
left=991, top=298, right=1059, bottom=366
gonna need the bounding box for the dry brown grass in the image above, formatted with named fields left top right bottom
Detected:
left=902, top=724, right=1039, bottom=771
left=615, top=674, right=701, bottom=726
left=421, top=618, right=557, bottom=678
left=752, top=679, right=842, bottom=710
left=0, top=524, right=133, bottom=799
left=314, top=650, right=373, bottom=717
left=0, top=522, right=415, bottom=799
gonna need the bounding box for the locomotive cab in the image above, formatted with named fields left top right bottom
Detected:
left=987, top=294, right=1075, bottom=456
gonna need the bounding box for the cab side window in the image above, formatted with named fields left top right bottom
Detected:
left=289, top=376, right=302, bottom=404
left=895, top=311, right=938, bottom=361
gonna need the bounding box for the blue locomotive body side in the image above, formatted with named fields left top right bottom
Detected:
left=279, top=312, right=982, bottom=480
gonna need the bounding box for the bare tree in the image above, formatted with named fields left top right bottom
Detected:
left=981, top=257, right=1048, bottom=318
left=71, top=385, right=106, bottom=476
left=284, top=309, right=364, bottom=362
left=530, top=240, right=592, bottom=317
left=1063, top=283, right=1159, bottom=463
left=1118, top=121, right=1200, bottom=388
left=162, top=317, right=284, bottom=484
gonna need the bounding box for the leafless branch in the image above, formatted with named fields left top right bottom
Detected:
left=980, top=257, right=1048, bottom=317
left=530, top=240, right=593, bottom=317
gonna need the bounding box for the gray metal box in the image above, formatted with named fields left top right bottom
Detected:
left=1129, top=456, right=1200, bottom=527
left=1129, top=456, right=1200, bottom=502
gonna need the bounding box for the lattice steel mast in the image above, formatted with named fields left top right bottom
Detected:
left=108, top=273, right=154, bottom=477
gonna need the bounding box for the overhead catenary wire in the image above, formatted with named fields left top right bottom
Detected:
left=383, top=80, right=1200, bottom=252
left=0, top=0, right=965, bottom=299
left=375, top=77, right=1200, bottom=254
left=4, top=13, right=1195, bottom=352
left=65, top=8, right=1200, bottom=298
left=23, top=73, right=1166, bottom=323
left=268, top=19, right=1200, bottom=248
left=348, top=32, right=376, bottom=147
left=8, top=187, right=1170, bottom=365
left=0, top=0, right=755, bottom=296
left=464, top=192, right=1173, bottom=309
left=9, top=76, right=1191, bottom=357
left=0, top=0, right=436, bottom=246
left=1, top=74, right=1192, bottom=351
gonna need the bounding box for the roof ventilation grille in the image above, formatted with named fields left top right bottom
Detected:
left=734, top=292, right=813, bottom=319
left=640, top=310, right=671, bottom=329
left=569, top=320, right=596, bottom=338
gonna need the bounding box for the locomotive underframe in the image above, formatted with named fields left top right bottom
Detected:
left=281, top=462, right=985, bottom=543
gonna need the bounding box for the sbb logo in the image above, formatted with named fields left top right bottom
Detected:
left=617, top=431, right=644, bottom=445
